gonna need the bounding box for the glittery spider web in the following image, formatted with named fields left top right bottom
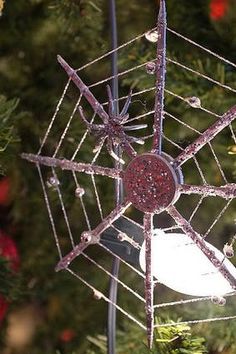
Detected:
left=22, top=1, right=236, bottom=348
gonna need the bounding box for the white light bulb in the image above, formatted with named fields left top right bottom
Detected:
left=139, top=230, right=236, bottom=297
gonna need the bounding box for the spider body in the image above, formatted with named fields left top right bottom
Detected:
left=57, top=55, right=146, bottom=164
left=79, top=85, right=146, bottom=163
left=123, top=153, right=179, bottom=213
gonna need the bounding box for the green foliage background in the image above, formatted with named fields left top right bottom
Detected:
left=1, top=0, right=236, bottom=353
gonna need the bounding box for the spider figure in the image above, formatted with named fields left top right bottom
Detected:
left=22, top=0, right=236, bottom=348
left=78, top=84, right=146, bottom=164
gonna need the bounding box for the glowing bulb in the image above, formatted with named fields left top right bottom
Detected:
left=139, top=230, right=236, bottom=297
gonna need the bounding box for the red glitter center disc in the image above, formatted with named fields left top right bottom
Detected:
left=123, top=153, right=178, bottom=213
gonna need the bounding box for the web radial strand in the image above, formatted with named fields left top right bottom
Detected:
left=81, top=251, right=145, bottom=303
left=67, top=268, right=146, bottom=330
left=53, top=94, right=82, bottom=158
left=38, top=78, right=71, bottom=155
left=203, top=199, right=233, bottom=238
left=72, top=171, right=91, bottom=231
left=154, top=315, right=236, bottom=329
left=51, top=168, right=75, bottom=248
left=37, top=164, right=62, bottom=259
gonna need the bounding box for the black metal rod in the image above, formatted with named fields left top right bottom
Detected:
left=107, top=1, right=122, bottom=354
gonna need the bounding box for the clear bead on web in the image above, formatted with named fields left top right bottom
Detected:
left=186, top=96, right=202, bottom=108
left=75, top=186, right=85, bottom=198
left=145, top=29, right=159, bottom=43
left=146, top=62, right=156, bottom=75
left=93, top=290, right=103, bottom=300
left=46, top=176, right=60, bottom=188
left=211, top=296, right=226, bottom=306
left=223, top=243, right=234, bottom=258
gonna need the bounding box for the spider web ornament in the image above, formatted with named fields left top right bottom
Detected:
left=22, top=0, right=236, bottom=349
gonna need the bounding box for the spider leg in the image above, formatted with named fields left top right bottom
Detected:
left=174, top=104, right=236, bottom=167
left=167, top=205, right=236, bottom=290
left=126, top=135, right=145, bottom=145
left=106, top=85, right=116, bottom=117
left=179, top=183, right=236, bottom=199
left=120, top=138, right=138, bottom=159
left=120, top=89, right=132, bottom=119
left=106, top=139, right=125, bottom=164
left=143, top=213, right=154, bottom=349
left=151, top=0, right=166, bottom=155
left=123, top=124, right=147, bottom=131
left=78, top=105, right=90, bottom=126
left=57, top=55, right=109, bottom=123
left=78, top=106, right=104, bottom=134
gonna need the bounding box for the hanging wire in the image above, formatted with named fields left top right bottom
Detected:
left=108, top=1, right=122, bottom=353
